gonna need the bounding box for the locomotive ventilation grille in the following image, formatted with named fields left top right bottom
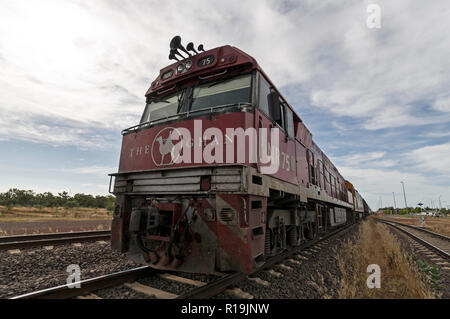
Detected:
left=219, top=207, right=236, bottom=222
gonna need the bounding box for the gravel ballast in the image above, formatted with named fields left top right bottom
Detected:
left=216, top=225, right=359, bottom=299
left=0, top=241, right=137, bottom=298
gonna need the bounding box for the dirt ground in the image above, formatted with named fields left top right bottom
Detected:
left=0, top=206, right=112, bottom=236
left=0, top=219, right=112, bottom=236
left=0, top=205, right=112, bottom=221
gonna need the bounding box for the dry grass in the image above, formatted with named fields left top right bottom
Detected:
left=426, top=221, right=450, bottom=237
left=0, top=205, right=112, bottom=222
left=337, top=217, right=435, bottom=298
left=381, top=216, right=450, bottom=237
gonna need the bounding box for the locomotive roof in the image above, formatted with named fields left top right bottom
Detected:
left=145, top=45, right=301, bottom=123
left=145, top=45, right=256, bottom=96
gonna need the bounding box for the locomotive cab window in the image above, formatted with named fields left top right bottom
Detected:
left=274, top=99, right=284, bottom=128
left=190, top=73, right=252, bottom=111
left=258, top=75, right=271, bottom=116
left=140, top=93, right=180, bottom=123
left=284, top=106, right=295, bottom=138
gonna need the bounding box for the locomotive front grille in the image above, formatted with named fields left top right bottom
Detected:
left=219, top=207, right=236, bottom=222
left=112, top=166, right=246, bottom=194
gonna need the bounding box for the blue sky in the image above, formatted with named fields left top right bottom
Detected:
left=0, top=0, right=449, bottom=210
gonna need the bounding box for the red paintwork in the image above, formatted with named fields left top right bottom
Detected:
left=146, top=46, right=256, bottom=97
left=119, top=111, right=300, bottom=185
left=111, top=43, right=363, bottom=274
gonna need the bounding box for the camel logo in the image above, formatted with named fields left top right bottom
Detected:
left=151, top=127, right=180, bottom=166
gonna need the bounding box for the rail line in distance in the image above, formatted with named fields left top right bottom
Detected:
left=0, top=230, right=111, bottom=250
left=377, top=218, right=450, bottom=261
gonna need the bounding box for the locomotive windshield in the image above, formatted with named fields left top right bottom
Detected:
left=140, top=73, right=252, bottom=124
left=190, top=73, right=251, bottom=111
left=140, top=93, right=180, bottom=123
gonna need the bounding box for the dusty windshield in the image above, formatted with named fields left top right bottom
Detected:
left=191, top=73, right=252, bottom=111
left=140, top=73, right=252, bottom=124
left=140, top=94, right=179, bottom=123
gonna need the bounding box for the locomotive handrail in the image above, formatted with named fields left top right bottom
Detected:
left=198, top=69, right=227, bottom=80
left=108, top=175, right=115, bottom=194
left=121, top=102, right=253, bottom=135
left=156, top=84, right=176, bottom=95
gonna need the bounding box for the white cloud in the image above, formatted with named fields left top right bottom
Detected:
left=332, top=151, right=386, bottom=167
left=433, top=96, right=450, bottom=113
left=1, top=0, right=450, bottom=148
left=420, top=130, right=450, bottom=138
left=338, top=165, right=449, bottom=211
left=58, top=165, right=117, bottom=176
left=331, top=147, right=450, bottom=209
left=407, top=143, right=450, bottom=175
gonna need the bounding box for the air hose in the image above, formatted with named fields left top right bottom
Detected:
left=136, top=232, right=152, bottom=253
left=165, top=205, right=192, bottom=259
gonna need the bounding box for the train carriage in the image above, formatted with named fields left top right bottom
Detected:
left=109, top=37, right=369, bottom=274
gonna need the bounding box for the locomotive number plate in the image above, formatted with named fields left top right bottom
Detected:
left=197, top=55, right=215, bottom=67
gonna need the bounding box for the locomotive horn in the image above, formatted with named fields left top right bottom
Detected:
left=169, top=52, right=180, bottom=62
left=170, top=48, right=185, bottom=60
left=170, top=35, right=191, bottom=57
left=186, top=42, right=198, bottom=55
left=197, top=44, right=205, bottom=52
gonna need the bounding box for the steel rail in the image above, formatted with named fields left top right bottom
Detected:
left=379, top=220, right=450, bottom=261
left=176, top=221, right=358, bottom=299
left=378, top=218, right=450, bottom=241
left=0, top=230, right=111, bottom=250
left=10, top=222, right=358, bottom=299
left=10, top=266, right=153, bottom=299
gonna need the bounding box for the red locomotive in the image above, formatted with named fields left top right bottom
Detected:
left=109, top=36, right=370, bottom=274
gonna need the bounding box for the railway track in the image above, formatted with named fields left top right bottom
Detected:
left=0, top=230, right=111, bottom=250
left=10, top=222, right=358, bottom=299
left=378, top=219, right=450, bottom=261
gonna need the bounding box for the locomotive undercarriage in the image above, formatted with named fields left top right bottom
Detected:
left=263, top=193, right=352, bottom=258
left=110, top=165, right=355, bottom=274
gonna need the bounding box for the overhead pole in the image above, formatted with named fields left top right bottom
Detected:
left=392, top=192, right=397, bottom=214
left=400, top=181, right=408, bottom=214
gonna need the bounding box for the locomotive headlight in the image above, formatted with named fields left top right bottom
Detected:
left=185, top=60, right=193, bottom=70
left=177, top=64, right=184, bottom=73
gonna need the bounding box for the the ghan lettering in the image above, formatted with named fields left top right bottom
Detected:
left=128, top=120, right=281, bottom=174
left=171, top=121, right=280, bottom=174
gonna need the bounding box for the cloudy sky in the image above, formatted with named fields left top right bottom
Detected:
left=0, top=0, right=449, bottom=210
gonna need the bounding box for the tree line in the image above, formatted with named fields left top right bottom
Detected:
left=380, top=206, right=449, bottom=215
left=0, top=188, right=115, bottom=211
